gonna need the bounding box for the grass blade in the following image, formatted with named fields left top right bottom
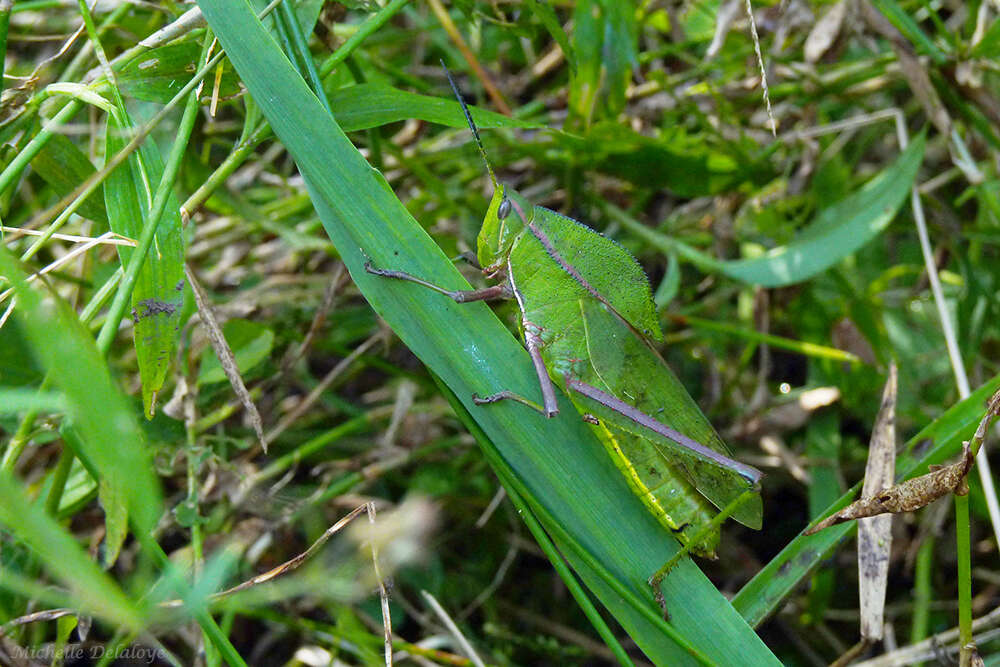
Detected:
left=104, top=112, right=185, bottom=417
left=29, top=133, right=108, bottom=224
left=0, top=246, right=164, bottom=538
left=0, top=472, right=144, bottom=628
left=328, top=83, right=537, bottom=132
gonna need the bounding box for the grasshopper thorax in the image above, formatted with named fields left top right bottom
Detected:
left=477, top=184, right=530, bottom=272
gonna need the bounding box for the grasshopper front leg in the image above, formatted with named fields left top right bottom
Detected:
left=364, top=262, right=510, bottom=302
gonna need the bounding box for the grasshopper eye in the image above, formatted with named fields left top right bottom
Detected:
left=497, top=198, right=512, bottom=220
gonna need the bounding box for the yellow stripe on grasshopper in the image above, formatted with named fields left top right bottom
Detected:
left=593, top=416, right=676, bottom=528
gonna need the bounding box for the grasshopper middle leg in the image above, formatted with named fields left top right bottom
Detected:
left=367, top=261, right=558, bottom=415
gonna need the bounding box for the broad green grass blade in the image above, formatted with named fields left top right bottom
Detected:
left=614, top=134, right=925, bottom=288
left=197, top=2, right=779, bottom=664
left=328, top=83, right=537, bottom=132
left=733, top=372, right=1000, bottom=627
left=104, top=113, right=185, bottom=417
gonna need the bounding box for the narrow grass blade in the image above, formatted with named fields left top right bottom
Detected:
left=567, top=0, right=636, bottom=122
left=568, top=0, right=600, bottom=126
left=869, top=0, right=948, bottom=64
left=104, top=113, right=185, bottom=417
left=328, top=83, right=537, bottom=132
left=0, top=472, right=144, bottom=628
left=523, top=0, right=575, bottom=72
left=0, top=246, right=164, bottom=565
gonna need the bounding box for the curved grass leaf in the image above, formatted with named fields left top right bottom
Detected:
left=615, top=134, right=925, bottom=287
left=733, top=371, right=1000, bottom=627
left=104, top=113, right=185, bottom=417
left=328, top=83, right=538, bottom=132
left=197, top=2, right=779, bottom=664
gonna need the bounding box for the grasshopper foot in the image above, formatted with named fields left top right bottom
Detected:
left=648, top=574, right=671, bottom=620
left=364, top=261, right=408, bottom=280
left=472, top=391, right=557, bottom=417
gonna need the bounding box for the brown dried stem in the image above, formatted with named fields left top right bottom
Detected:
left=806, top=387, right=1000, bottom=535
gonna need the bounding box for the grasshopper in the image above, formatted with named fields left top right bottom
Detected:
left=366, top=72, right=763, bottom=609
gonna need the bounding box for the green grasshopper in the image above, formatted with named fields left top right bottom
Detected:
left=366, top=73, right=763, bottom=609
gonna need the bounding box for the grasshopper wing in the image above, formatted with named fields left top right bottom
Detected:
left=575, top=300, right=763, bottom=529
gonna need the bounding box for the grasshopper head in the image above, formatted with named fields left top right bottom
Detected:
left=477, top=184, right=529, bottom=272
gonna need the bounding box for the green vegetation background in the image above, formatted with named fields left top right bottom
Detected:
left=0, top=1, right=998, bottom=665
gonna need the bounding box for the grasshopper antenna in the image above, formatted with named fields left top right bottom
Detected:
left=442, top=60, right=498, bottom=190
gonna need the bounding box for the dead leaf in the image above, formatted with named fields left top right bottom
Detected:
left=858, top=363, right=896, bottom=641
left=805, top=0, right=847, bottom=63
left=807, top=386, right=1000, bottom=535
left=186, top=265, right=265, bottom=451
left=805, top=444, right=973, bottom=535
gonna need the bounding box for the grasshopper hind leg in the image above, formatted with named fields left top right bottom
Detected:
left=648, top=486, right=760, bottom=619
